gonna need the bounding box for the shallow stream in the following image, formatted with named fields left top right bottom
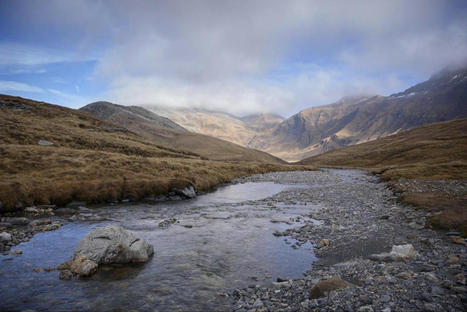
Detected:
left=0, top=181, right=318, bottom=311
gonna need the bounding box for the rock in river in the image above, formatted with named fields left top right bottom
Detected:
left=58, top=225, right=153, bottom=278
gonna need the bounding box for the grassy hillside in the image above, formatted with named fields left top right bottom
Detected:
left=0, top=95, right=303, bottom=211
left=299, top=119, right=467, bottom=234
left=298, top=119, right=467, bottom=180
left=80, top=102, right=285, bottom=164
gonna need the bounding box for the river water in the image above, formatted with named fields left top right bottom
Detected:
left=0, top=181, right=318, bottom=311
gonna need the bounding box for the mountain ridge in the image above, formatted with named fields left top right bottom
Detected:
left=80, top=101, right=285, bottom=164
left=81, top=66, right=467, bottom=162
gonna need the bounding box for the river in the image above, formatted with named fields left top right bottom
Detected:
left=0, top=180, right=319, bottom=311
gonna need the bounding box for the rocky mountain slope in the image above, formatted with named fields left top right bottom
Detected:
left=143, top=67, right=467, bottom=162
left=80, top=102, right=284, bottom=164
left=253, top=67, right=467, bottom=161
left=145, top=106, right=284, bottom=147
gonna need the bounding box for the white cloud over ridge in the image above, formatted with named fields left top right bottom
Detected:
left=4, top=0, right=467, bottom=115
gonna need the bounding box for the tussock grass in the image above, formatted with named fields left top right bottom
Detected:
left=0, top=95, right=308, bottom=211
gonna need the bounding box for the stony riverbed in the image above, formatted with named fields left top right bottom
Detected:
left=230, top=169, right=466, bottom=311
left=0, top=169, right=465, bottom=311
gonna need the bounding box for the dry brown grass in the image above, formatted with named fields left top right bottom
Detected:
left=299, top=119, right=467, bottom=180
left=299, top=119, right=467, bottom=234
left=0, top=95, right=309, bottom=211
left=400, top=192, right=467, bottom=236
left=0, top=144, right=295, bottom=210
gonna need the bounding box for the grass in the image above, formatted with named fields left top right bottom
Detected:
left=400, top=192, right=467, bottom=235
left=298, top=119, right=467, bottom=180
left=299, top=119, right=467, bottom=235
left=0, top=95, right=309, bottom=211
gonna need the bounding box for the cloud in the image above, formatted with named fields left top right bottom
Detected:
left=47, top=89, right=90, bottom=108
left=107, top=75, right=294, bottom=116
left=8, top=68, right=47, bottom=75
left=0, top=80, right=44, bottom=93
left=0, top=43, right=74, bottom=66
left=0, top=80, right=90, bottom=108
left=3, top=0, right=467, bottom=114
left=94, top=0, right=467, bottom=113
left=289, top=67, right=406, bottom=110
left=338, top=21, right=467, bottom=75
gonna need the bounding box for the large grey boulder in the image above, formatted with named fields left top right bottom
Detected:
left=72, top=225, right=154, bottom=264
left=58, top=225, right=153, bottom=278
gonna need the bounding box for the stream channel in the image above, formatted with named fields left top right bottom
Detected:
left=0, top=180, right=320, bottom=311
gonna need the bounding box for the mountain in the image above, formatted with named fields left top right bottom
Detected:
left=247, top=95, right=376, bottom=160
left=80, top=102, right=285, bottom=164
left=240, top=113, right=285, bottom=132
left=250, top=67, right=467, bottom=161
left=142, top=67, right=467, bottom=162
left=145, top=106, right=284, bottom=147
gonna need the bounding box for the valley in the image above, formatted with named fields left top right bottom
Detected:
left=1, top=2, right=466, bottom=311
left=0, top=80, right=466, bottom=312
left=142, top=67, right=467, bottom=161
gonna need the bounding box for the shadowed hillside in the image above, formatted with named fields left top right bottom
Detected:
left=0, top=95, right=300, bottom=211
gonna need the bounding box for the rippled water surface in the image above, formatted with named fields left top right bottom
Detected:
left=0, top=182, right=317, bottom=311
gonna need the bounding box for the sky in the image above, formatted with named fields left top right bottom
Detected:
left=0, top=0, right=466, bottom=117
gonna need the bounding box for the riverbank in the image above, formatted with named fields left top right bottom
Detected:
left=0, top=94, right=300, bottom=212
left=0, top=165, right=304, bottom=253
left=231, top=170, right=466, bottom=311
